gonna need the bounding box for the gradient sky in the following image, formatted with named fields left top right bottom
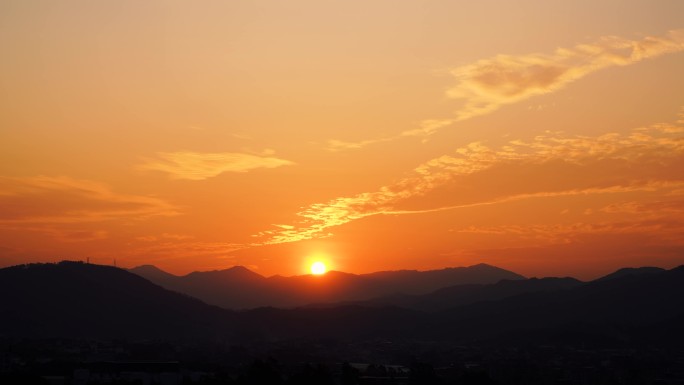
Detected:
left=2, top=1, right=684, bottom=279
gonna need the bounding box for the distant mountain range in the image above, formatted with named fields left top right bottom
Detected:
left=240, top=264, right=684, bottom=345
left=311, top=276, right=583, bottom=312
left=2, top=261, right=683, bottom=347
left=128, top=263, right=525, bottom=309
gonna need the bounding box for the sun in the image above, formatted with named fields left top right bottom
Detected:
left=310, top=261, right=327, bottom=275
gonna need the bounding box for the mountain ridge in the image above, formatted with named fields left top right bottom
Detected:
left=0, top=261, right=237, bottom=339
left=307, top=276, right=583, bottom=312
left=129, top=263, right=525, bottom=309
left=3, top=261, right=684, bottom=346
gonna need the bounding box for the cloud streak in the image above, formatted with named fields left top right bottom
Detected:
left=129, top=240, right=245, bottom=261
left=0, top=175, right=178, bottom=225
left=449, top=29, right=684, bottom=121
left=140, top=151, right=295, bottom=180
left=259, top=118, right=684, bottom=244
left=601, top=199, right=684, bottom=215
left=451, top=218, right=684, bottom=245
left=327, top=29, right=684, bottom=150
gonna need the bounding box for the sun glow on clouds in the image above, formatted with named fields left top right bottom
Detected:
left=2, top=1, right=684, bottom=276
left=326, top=29, right=684, bottom=151
left=0, top=176, right=178, bottom=224
left=259, top=118, right=684, bottom=245
left=448, top=29, right=684, bottom=121
left=0, top=176, right=179, bottom=246
left=140, top=152, right=295, bottom=180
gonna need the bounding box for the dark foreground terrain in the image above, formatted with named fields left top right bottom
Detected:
left=3, top=338, right=684, bottom=384
left=2, top=261, right=684, bottom=384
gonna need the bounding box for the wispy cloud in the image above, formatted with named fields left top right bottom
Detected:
left=0, top=175, right=178, bottom=225
left=128, top=240, right=245, bottom=262
left=386, top=181, right=684, bottom=216
left=47, top=228, right=110, bottom=243
left=140, top=151, right=295, bottom=180
left=327, top=138, right=394, bottom=152
left=0, top=176, right=179, bottom=244
left=258, top=118, right=684, bottom=244
left=327, top=29, right=684, bottom=150
left=326, top=119, right=455, bottom=151
left=449, top=29, right=684, bottom=121
left=446, top=216, right=684, bottom=275
left=451, top=218, right=684, bottom=245
left=136, top=233, right=194, bottom=242
left=601, top=199, right=684, bottom=215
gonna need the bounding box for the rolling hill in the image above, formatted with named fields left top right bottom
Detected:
left=0, top=261, right=237, bottom=339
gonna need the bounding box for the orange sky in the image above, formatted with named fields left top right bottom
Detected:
left=1, top=1, right=684, bottom=280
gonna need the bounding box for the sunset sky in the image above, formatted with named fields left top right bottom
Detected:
left=2, top=1, right=683, bottom=279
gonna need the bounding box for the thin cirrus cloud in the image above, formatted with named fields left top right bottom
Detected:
left=140, top=151, right=295, bottom=180
left=326, top=119, right=455, bottom=151
left=601, top=199, right=684, bottom=214
left=129, top=240, right=245, bottom=261
left=133, top=233, right=245, bottom=259
left=326, top=29, right=684, bottom=151
left=118, top=239, right=248, bottom=273
left=258, top=117, right=684, bottom=245
left=445, top=217, right=684, bottom=273
left=0, top=175, right=178, bottom=242
left=452, top=218, right=684, bottom=246
left=0, top=175, right=179, bottom=225
left=449, top=29, right=684, bottom=121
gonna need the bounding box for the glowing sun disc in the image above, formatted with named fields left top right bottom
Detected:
left=311, top=261, right=327, bottom=275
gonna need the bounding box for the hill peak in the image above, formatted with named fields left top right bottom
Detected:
left=467, top=263, right=500, bottom=270
left=597, top=266, right=665, bottom=282
left=227, top=265, right=253, bottom=272
left=130, top=264, right=174, bottom=274
left=185, top=265, right=264, bottom=280
left=132, top=264, right=162, bottom=270
left=466, top=263, right=524, bottom=274
left=129, top=265, right=178, bottom=282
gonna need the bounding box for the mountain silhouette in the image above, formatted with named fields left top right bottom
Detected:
left=595, top=266, right=664, bottom=281
left=237, top=265, right=684, bottom=344
left=129, top=263, right=524, bottom=309
left=128, top=264, right=177, bottom=283
left=4, top=261, right=683, bottom=347
left=314, top=276, right=582, bottom=311
left=0, top=261, right=236, bottom=339
left=424, top=265, right=684, bottom=344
